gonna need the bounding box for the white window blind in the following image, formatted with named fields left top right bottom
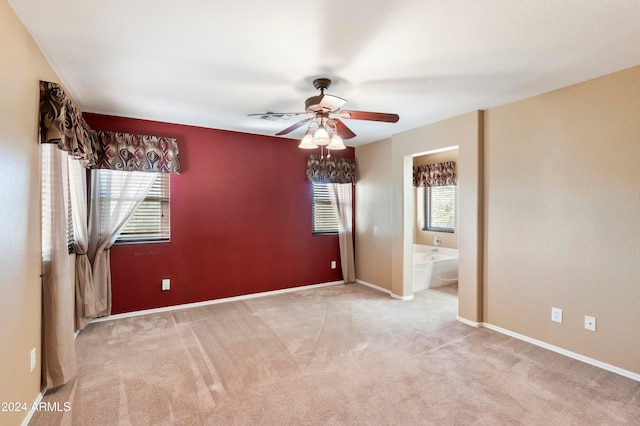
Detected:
left=66, top=175, right=74, bottom=249
left=42, top=145, right=75, bottom=254
left=425, top=185, right=455, bottom=232
left=98, top=171, right=170, bottom=243
left=312, top=183, right=338, bottom=234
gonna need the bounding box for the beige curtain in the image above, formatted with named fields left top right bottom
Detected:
left=88, top=169, right=158, bottom=317
left=68, top=158, right=95, bottom=330
left=41, top=144, right=78, bottom=387
left=327, top=183, right=356, bottom=283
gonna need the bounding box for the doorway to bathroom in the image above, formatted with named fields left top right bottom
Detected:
left=411, top=146, right=460, bottom=306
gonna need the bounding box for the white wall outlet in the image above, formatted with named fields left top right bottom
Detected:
left=30, top=348, right=36, bottom=372
left=331, top=261, right=337, bottom=269
left=551, top=307, right=563, bottom=323
left=162, top=279, right=170, bottom=291
left=585, top=315, right=596, bottom=331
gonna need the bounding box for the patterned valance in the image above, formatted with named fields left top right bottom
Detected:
left=39, top=81, right=180, bottom=174
left=413, top=161, right=456, bottom=187
left=306, top=155, right=356, bottom=184
left=39, top=81, right=98, bottom=168
left=94, top=131, right=180, bottom=173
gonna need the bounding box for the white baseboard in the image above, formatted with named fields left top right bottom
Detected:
left=355, top=279, right=415, bottom=300
left=456, top=316, right=482, bottom=328
left=390, top=293, right=415, bottom=301
left=91, top=281, right=345, bottom=323
left=482, top=322, right=640, bottom=383
left=21, top=389, right=45, bottom=426
left=356, top=279, right=391, bottom=295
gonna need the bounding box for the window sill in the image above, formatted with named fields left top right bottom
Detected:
left=114, top=238, right=170, bottom=246
left=423, top=228, right=454, bottom=233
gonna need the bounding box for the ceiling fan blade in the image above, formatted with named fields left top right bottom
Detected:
left=275, top=117, right=314, bottom=136
left=339, top=110, right=399, bottom=123
left=333, top=118, right=356, bottom=140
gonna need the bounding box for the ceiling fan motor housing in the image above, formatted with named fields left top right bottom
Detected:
left=305, top=95, right=328, bottom=112
left=305, top=79, right=348, bottom=113
left=306, top=78, right=335, bottom=112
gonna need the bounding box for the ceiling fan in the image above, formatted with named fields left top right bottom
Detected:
left=249, top=78, right=399, bottom=150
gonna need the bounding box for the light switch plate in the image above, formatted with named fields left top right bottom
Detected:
left=30, top=348, right=36, bottom=372
left=551, top=307, right=563, bottom=323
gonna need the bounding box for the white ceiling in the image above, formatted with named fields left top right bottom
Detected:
left=9, top=0, right=640, bottom=146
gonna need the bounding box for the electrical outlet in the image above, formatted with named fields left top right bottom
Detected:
left=551, top=307, right=563, bottom=323
left=30, top=348, right=36, bottom=372
left=162, top=279, right=170, bottom=291
left=584, top=315, right=596, bottom=331
left=331, top=261, right=337, bottom=269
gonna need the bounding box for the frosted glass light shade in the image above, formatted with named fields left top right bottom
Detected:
left=298, top=129, right=317, bottom=149
left=313, top=126, right=330, bottom=146
left=327, top=134, right=346, bottom=150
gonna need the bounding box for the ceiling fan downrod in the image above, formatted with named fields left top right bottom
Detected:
left=312, top=78, right=332, bottom=93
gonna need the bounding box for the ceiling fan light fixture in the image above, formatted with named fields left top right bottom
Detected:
left=249, top=77, right=399, bottom=152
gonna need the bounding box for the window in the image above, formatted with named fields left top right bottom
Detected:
left=97, top=171, right=171, bottom=243
left=120, top=174, right=170, bottom=242
left=312, top=183, right=338, bottom=234
left=424, top=185, right=455, bottom=232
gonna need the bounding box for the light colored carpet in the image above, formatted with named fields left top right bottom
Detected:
left=30, top=283, right=640, bottom=425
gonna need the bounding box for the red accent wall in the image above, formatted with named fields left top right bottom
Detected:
left=84, top=113, right=354, bottom=315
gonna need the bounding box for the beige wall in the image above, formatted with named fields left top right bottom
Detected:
left=0, top=1, right=61, bottom=424
left=355, top=138, right=393, bottom=291
left=356, top=111, right=483, bottom=322
left=413, top=149, right=459, bottom=248
left=484, top=66, right=640, bottom=374
left=356, top=66, right=640, bottom=375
